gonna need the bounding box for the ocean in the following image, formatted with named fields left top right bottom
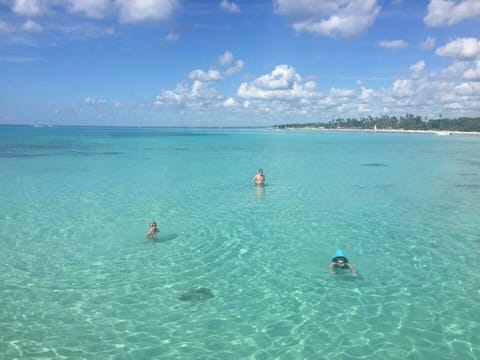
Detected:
left=1, top=125, right=479, bottom=359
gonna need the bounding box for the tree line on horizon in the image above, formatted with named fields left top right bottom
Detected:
left=274, top=114, right=480, bottom=132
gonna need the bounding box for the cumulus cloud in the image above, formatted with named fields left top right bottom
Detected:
left=154, top=51, right=246, bottom=113
left=153, top=56, right=480, bottom=121
left=436, top=37, right=480, bottom=60
left=0, top=18, right=42, bottom=33
left=9, top=0, right=179, bottom=23
left=68, top=0, right=113, bottom=19
left=391, top=79, right=417, bottom=99
left=234, top=66, right=384, bottom=119
left=116, top=0, right=179, bottom=23
left=223, top=97, right=238, bottom=107
left=455, top=82, right=480, bottom=96
left=188, top=69, right=223, bottom=82
left=421, top=36, right=436, bottom=50
left=330, top=88, right=355, bottom=98
left=424, top=0, right=480, bottom=27
left=274, top=0, right=380, bottom=38
left=22, top=19, right=42, bottom=32
left=237, top=65, right=317, bottom=100
left=359, top=87, right=376, bottom=102
left=220, top=0, right=240, bottom=13
left=379, top=40, right=409, bottom=50
left=410, top=60, right=426, bottom=74
left=219, top=51, right=244, bottom=76
left=155, top=83, right=188, bottom=106
left=463, top=61, right=480, bottom=81
left=154, top=81, right=222, bottom=110
left=219, top=52, right=234, bottom=67
left=382, top=50, right=480, bottom=117
left=12, top=0, right=50, bottom=17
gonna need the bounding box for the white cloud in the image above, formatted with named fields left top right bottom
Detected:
left=219, top=51, right=234, bottom=67
left=22, top=19, right=42, bottom=32
left=220, top=0, right=240, bottom=13
left=116, top=0, right=179, bottom=23
left=329, top=88, right=355, bottom=98
left=424, top=0, right=480, bottom=27
left=225, top=60, right=244, bottom=76
left=254, top=65, right=299, bottom=90
left=274, top=0, right=380, bottom=38
left=68, top=0, right=113, bottom=19
left=152, top=54, right=480, bottom=122
left=188, top=69, right=223, bottom=82
left=0, top=18, right=42, bottom=33
left=84, top=97, right=108, bottom=105
left=463, top=61, right=480, bottom=81
left=153, top=51, right=246, bottom=113
left=436, top=61, right=471, bottom=81
left=379, top=40, right=409, bottom=50
left=392, top=79, right=415, bottom=98
left=155, top=83, right=188, bottom=106
left=436, top=37, right=480, bottom=60
left=219, top=51, right=244, bottom=76
left=9, top=0, right=179, bottom=23
left=223, top=97, right=238, bottom=107
left=154, top=81, right=222, bottom=110
left=455, top=82, right=480, bottom=96
left=237, top=65, right=318, bottom=101
left=410, top=60, right=426, bottom=74
left=12, top=0, right=50, bottom=17
left=359, top=87, right=376, bottom=102
left=379, top=52, right=480, bottom=118
left=357, top=104, right=371, bottom=113
left=421, top=36, right=436, bottom=50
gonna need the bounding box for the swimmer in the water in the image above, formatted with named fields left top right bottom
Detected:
left=145, top=221, right=159, bottom=238
left=328, top=249, right=357, bottom=276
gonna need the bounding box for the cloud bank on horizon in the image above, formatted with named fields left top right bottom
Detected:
left=1, top=0, right=480, bottom=126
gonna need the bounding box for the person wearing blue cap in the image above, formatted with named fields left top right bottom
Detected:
left=328, top=249, right=357, bottom=276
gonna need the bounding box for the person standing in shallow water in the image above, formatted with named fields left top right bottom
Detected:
left=251, top=168, right=265, bottom=185
left=145, top=221, right=159, bottom=238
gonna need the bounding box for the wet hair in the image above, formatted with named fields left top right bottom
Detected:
left=332, top=256, right=348, bottom=263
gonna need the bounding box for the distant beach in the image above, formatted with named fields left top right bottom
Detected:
left=278, top=127, right=480, bottom=135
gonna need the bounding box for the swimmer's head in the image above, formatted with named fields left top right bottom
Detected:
left=258, top=169, right=263, bottom=173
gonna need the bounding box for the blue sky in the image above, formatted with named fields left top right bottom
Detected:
left=1, top=0, right=480, bottom=126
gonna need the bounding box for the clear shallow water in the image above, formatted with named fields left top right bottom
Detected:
left=1, top=126, right=479, bottom=359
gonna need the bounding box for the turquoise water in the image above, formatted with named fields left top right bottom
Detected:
left=1, top=126, right=479, bottom=359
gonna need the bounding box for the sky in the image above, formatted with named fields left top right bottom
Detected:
left=1, top=0, right=480, bottom=127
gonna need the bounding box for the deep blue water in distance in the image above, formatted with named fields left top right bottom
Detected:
left=1, top=125, right=479, bottom=359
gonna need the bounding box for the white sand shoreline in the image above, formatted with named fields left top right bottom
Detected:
left=278, top=127, right=480, bottom=135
